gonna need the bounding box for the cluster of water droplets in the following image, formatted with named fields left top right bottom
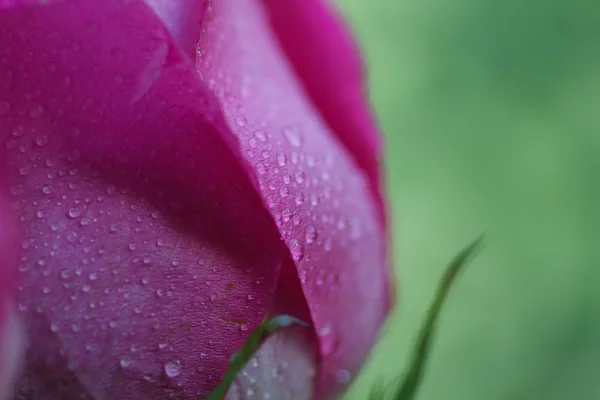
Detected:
left=193, top=1, right=387, bottom=391
left=4, top=120, right=277, bottom=395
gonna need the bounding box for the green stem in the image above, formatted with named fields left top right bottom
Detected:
left=391, top=235, right=484, bottom=400
left=206, top=315, right=309, bottom=400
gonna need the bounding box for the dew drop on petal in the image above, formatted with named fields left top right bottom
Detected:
left=282, top=124, right=302, bottom=147
left=336, top=369, right=351, bottom=384
left=276, top=152, right=287, bottom=166
left=235, top=116, right=248, bottom=127
left=164, top=360, right=182, bottom=378
left=120, top=356, right=132, bottom=368
left=304, top=225, right=317, bottom=244
left=254, top=130, right=266, bottom=142
left=289, top=239, right=304, bottom=262
left=68, top=207, right=81, bottom=218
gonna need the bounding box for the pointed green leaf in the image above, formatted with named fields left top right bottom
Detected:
left=206, top=315, right=309, bottom=400
left=392, top=235, right=484, bottom=400
left=368, top=377, right=387, bottom=400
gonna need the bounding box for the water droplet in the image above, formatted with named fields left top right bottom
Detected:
left=156, top=238, right=165, bottom=247
left=12, top=125, right=24, bottom=138
left=235, top=116, right=247, bottom=127
left=254, top=130, right=266, bottom=142
left=304, top=225, right=317, bottom=244
left=289, top=239, right=305, bottom=262
left=108, top=320, right=117, bottom=328
left=281, top=208, right=292, bottom=222
left=276, top=152, right=287, bottom=166
left=106, top=185, right=116, bottom=195
left=256, top=162, right=267, bottom=175
left=80, top=217, right=90, bottom=226
left=294, top=192, right=304, bottom=205
left=299, top=268, right=307, bottom=283
left=10, top=185, right=25, bottom=196
left=319, top=322, right=332, bottom=337
left=290, top=152, right=300, bottom=165
left=89, top=272, right=98, bottom=281
left=240, top=323, right=249, bottom=331
left=42, top=184, right=53, bottom=194
left=50, top=322, right=59, bottom=332
left=282, top=125, right=302, bottom=147
left=336, top=369, right=351, bottom=384
left=120, top=356, right=132, bottom=368
left=68, top=207, right=81, bottom=218
left=19, top=165, right=31, bottom=176
left=164, top=360, right=182, bottom=378
left=35, top=134, right=49, bottom=147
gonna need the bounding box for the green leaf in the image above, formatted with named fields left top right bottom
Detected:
left=368, top=376, right=387, bottom=400
left=391, top=235, right=484, bottom=400
left=205, top=315, right=309, bottom=400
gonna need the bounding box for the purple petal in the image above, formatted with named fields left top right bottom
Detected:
left=196, top=0, right=390, bottom=396
left=0, top=1, right=286, bottom=397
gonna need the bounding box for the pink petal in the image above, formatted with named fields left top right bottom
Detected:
left=0, top=0, right=51, bottom=8
left=0, top=1, right=288, bottom=398
left=0, top=181, right=22, bottom=400
left=225, top=326, right=315, bottom=400
left=0, top=310, right=23, bottom=400
left=261, top=0, right=387, bottom=225
left=226, top=261, right=317, bottom=400
left=196, top=0, right=390, bottom=396
left=1, top=0, right=392, bottom=397
left=143, top=0, right=209, bottom=60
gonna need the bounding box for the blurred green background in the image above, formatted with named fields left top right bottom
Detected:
left=337, top=0, right=600, bottom=399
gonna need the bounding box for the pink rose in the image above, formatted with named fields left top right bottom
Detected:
left=0, top=0, right=392, bottom=398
